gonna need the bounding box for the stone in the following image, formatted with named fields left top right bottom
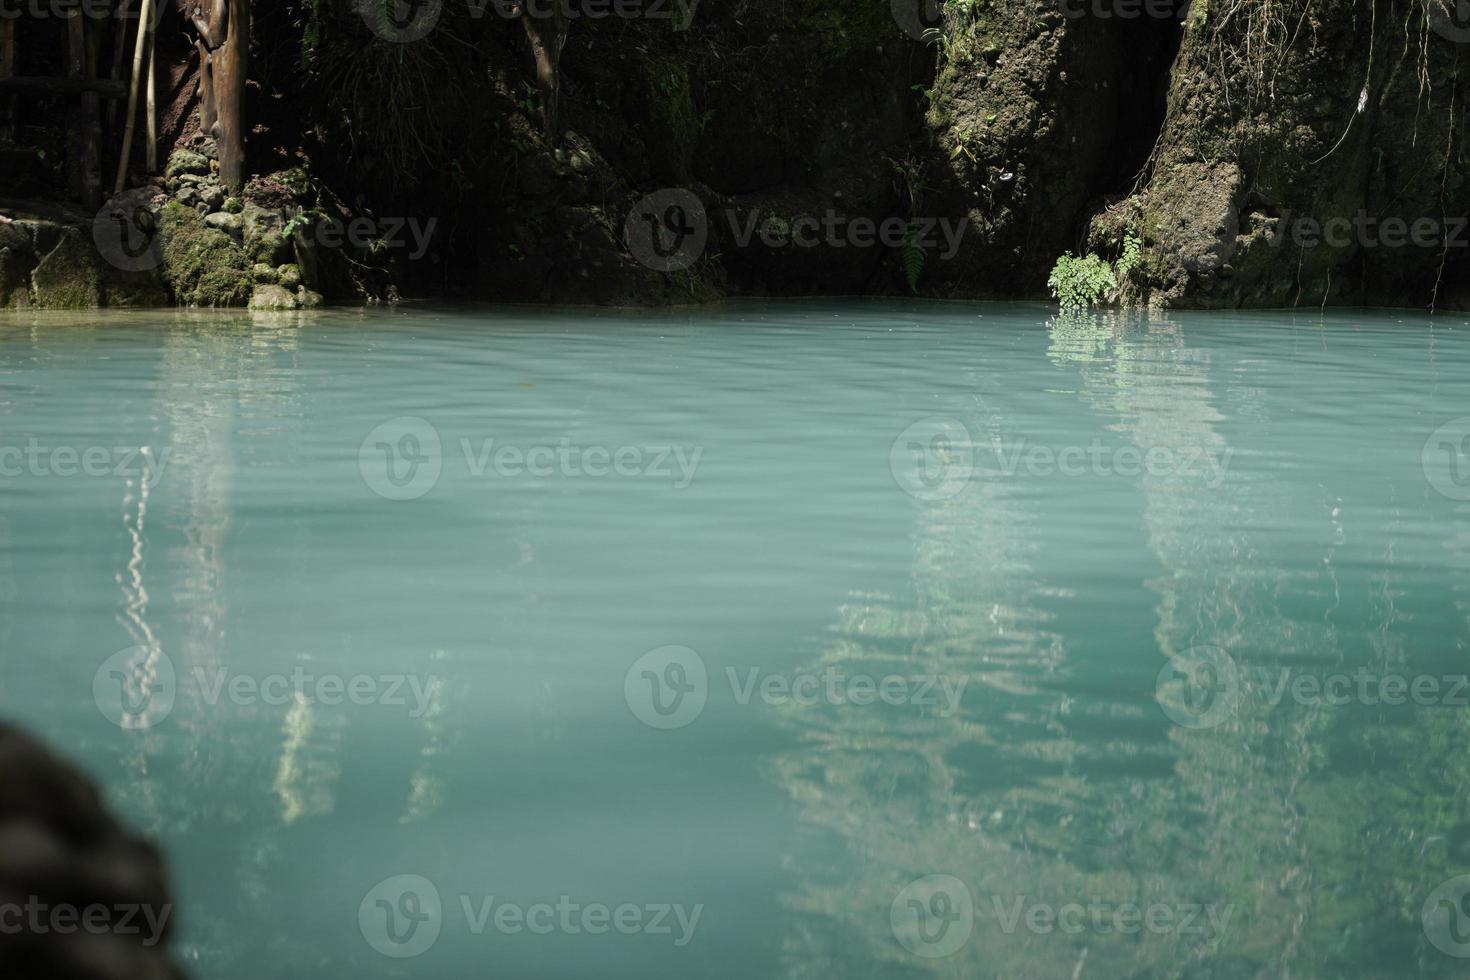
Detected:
left=165, top=149, right=211, bottom=178
left=242, top=204, right=284, bottom=243
left=0, top=221, right=35, bottom=306
left=102, top=269, right=170, bottom=307
left=200, top=184, right=227, bottom=211
left=248, top=284, right=299, bottom=310
left=175, top=187, right=200, bottom=208
left=251, top=263, right=279, bottom=283
left=243, top=205, right=290, bottom=265
left=158, top=202, right=253, bottom=307
left=296, top=288, right=323, bottom=308
left=19, top=219, right=65, bottom=258
left=223, top=197, right=244, bottom=215
left=31, top=230, right=102, bottom=309
left=277, top=264, right=302, bottom=290
left=204, top=212, right=245, bottom=238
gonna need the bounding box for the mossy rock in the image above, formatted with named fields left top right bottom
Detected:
left=31, top=230, right=102, bottom=309
left=158, top=202, right=253, bottom=307
left=0, top=222, right=37, bottom=308
left=248, top=284, right=298, bottom=310
left=249, top=231, right=291, bottom=266
left=165, top=149, right=211, bottom=178
left=102, top=270, right=170, bottom=308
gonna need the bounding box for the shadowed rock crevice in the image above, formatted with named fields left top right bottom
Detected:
left=0, top=724, right=186, bottom=980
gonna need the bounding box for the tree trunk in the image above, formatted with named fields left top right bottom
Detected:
left=66, top=10, right=103, bottom=209
left=213, top=0, right=248, bottom=190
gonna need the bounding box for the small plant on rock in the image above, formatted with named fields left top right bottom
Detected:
left=1048, top=252, right=1117, bottom=311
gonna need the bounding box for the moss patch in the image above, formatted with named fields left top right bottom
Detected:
left=31, top=231, right=102, bottom=309
left=158, top=202, right=253, bottom=307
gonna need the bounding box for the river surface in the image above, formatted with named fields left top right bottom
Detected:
left=2, top=301, right=1470, bottom=979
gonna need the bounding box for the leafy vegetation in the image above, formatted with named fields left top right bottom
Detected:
left=901, top=224, right=927, bottom=293
left=1047, top=252, right=1117, bottom=310
left=1115, top=233, right=1142, bottom=282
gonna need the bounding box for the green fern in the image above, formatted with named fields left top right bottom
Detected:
left=1115, top=233, right=1142, bottom=282
left=901, top=223, right=927, bottom=293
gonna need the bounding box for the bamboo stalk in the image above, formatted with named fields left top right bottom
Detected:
left=145, top=15, right=156, bottom=174
left=113, top=0, right=154, bottom=195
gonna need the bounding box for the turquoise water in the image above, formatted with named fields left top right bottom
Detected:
left=3, top=301, right=1470, bottom=978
